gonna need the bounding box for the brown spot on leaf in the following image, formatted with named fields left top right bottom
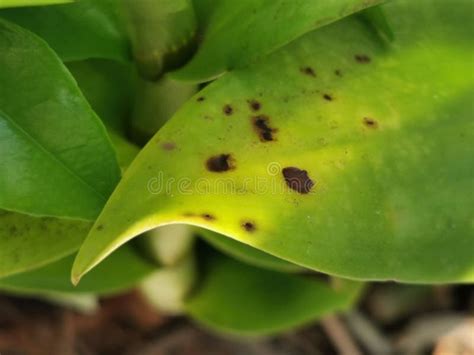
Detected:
left=241, top=221, right=256, bottom=232
left=282, top=167, right=315, bottom=194
left=363, top=117, right=378, bottom=128
left=161, top=142, right=176, bottom=151
left=197, top=96, right=205, bottom=102
left=335, top=69, right=342, bottom=77
left=96, top=224, right=104, bottom=231
left=300, top=66, right=316, bottom=77
left=323, top=94, right=333, bottom=101
left=206, top=154, right=235, bottom=172
left=223, top=104, right=233, bottom=116
left=248, top=99, right=261, bottom=112
left=355, top=54, right=371, bottom=63
left=252, top=115, right=277, bottom=142
left=202, top=214, right=216, bottom=221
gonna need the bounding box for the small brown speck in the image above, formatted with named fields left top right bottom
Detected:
left=242, top=221, right=256, bottom=232
left=202, top=214, right=216, bottom=221
left=355, top=54, right=371, bottom=63
left=363, top=117, right=378, bottom=128
left=248, top=99, right=261, bottom=112
left=335, top=69, right=342, bottom=77
left=282, top=167, right=315, bottom=194
left=96, top=224, right=104, bottom=231
left=223, top=104, right=233, bottom=116
left=300, top=66, right=316, bottom=77
left=161, top=142, right=176, bottom=151
left=206, top=154, right=235, bottom=172
left=197, top=96, right=205, bottom=102
left=323, top=94, right=333, bottom=101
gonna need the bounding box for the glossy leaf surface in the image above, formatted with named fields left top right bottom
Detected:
left=172, top=0, right=385, bottom=82
left=0, top=19, right=120, bottom=220
left=73, top=0, right=474, bottom=284
left=186, top=250, right=361, bottom=335
left=0, top=0, right=128, bottom=61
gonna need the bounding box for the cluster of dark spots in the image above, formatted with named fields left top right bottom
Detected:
left=206, top=154, right=235, bottom=172
left=300, top=66, right=316, bottom=77
left=223, top=104, right=233, bottom=116
left=96, top=224, right=104, bottom=231
left=252, top=115, right=277, bottom=142
left=363, top=117, right=378, bottom=128
left=355, top=54, right=371, bottom=63
left=241, top=221, right=256, bottom=232
left=161, top=142, right=176, bottom=151
left=247, top=99, right=261, bottom=112
left=201, top=213, right=216, bottom=221
left=323, top=94, right=333, bottom=101
left=282, top=167, right=315, bottom=194
left=335, top=69, right=343, bottom=77
left=196, top=96, right=205, bottom=102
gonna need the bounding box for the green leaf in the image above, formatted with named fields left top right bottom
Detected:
left=73, top=0, right=474, bottom=284
left=0, top=0, right=72, bottom=8
left=0, top=0, right=129, bottom=61
left=66, top=59, right=134, bottom=134
left=171, top=0, right=385, bottom=82
left=0, top=210, right=91, bottom=278
left=198, top=229, right=302, bottom=273
left=0, top=19, right=121, bottom=220
left=186, top=250, right=361, bottom=335
left=0, top=245, right=156, bottom=295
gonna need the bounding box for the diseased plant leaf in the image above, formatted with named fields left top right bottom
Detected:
left=186, top=249, right=361, bottom=335
left=0, top=19, right=121, bottom=220
left=0, top=210, right=90, bottom=278
left=0, top=245, right=156, bottom=295
left=0, top=0, right=128, bottom=61
left=73, top=0, right=474, bottom=284
left=171, top=0, right=385, bottom=82
left=198, top=229, right=302, bottom=273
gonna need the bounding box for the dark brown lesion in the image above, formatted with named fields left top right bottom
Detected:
left=363, top=117, right=378, bottom=128
left=206, top=154, right=235, bottom=172
left=300, top=66, right=316, bottom=77
left=241, top=221, right=256, bottom=232
left=323, top=94, right=333, bottom=101
left=223, top=104, right=233, bottom=116
left=96, top=224, right=104, bottom=231
left=355, top=54, right=371, bottom=63
left=201, top=214, right=216, bottom=221
left=196, top=96, right=205, bottom=102
left=252, top=115, right=277, bottom=142
left=248, top=99, right=261, bottom=112
left=282, top=167, right=315, bottom=194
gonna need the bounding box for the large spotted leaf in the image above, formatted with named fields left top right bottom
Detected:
left=0, top=19, right=120, bottom=220
left=186, top=248, right=361, bottom=335
left=171, top=0, right=385, bottom=82
left=73, top=0, right=474, bottom=284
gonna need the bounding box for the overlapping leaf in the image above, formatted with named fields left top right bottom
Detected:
left=0, top=245, right=156, bottom=295
left=0, top=19, right=120, bottom=220
left=172, top=0, right=385, bottom=82
left=72, top=0, right=474, bottom=284
left=0, top=0, right=128, bottom=61
left=186, top=249, right=361, bottom=335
